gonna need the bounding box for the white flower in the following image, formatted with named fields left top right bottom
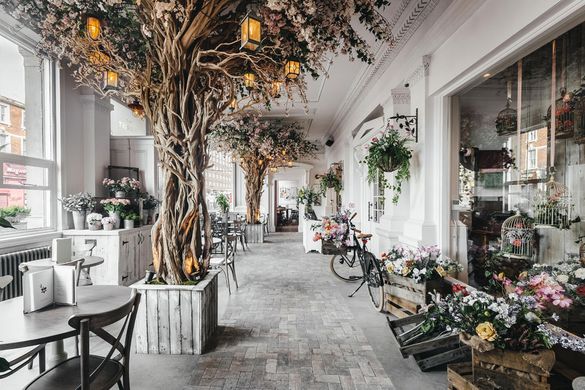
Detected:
left=556, top=274, right=569, bottom=284
left=574, top=268, right=585, bottom=280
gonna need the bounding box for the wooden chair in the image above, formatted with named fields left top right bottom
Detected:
left=0, top=275, right=46, bottom=379
left=228, top=220, right=247, bottom=252
left=209, top=235, right=238, bottom=294
left=24, top=292, right=141, bottom=390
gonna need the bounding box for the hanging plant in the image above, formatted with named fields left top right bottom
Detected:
left=319, top=169, right=342, bottom=195
left=361, top=128, right=412, bottom=204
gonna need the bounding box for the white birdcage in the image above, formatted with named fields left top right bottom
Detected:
left=531, top=176, right=573, bottom=229
left=500, top=212, right=535, bottom=259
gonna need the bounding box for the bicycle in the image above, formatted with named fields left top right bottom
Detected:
left=328, top=214, right=385, bottom=311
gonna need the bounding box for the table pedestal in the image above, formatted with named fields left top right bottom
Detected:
left=47, top=340, right=68, bottom=366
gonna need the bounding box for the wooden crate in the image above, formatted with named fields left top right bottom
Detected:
left=471, top=348, right=554, bottom=390
left=448, top=363, right=482, bottom=390
left=321, top=241, right=347, bottom=255
left=387, top=312, right=470, bottom=371
left=383, top=273, right=448, bottom=318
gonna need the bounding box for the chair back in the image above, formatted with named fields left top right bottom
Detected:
left=68, top=291, right=141, bottom=390
left=0, top=275, right=13, bottom=301
left=224, top=235, right=237, bottom=265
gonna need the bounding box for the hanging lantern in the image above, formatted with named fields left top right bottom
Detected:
left=281, top=149, right=286, bottom=156
left=128, top=100, right=145, bottom=118
left=270, top=167, right=278, bottom=173
left=244, top=71, right=255, bottom=90
left=258, top=158, right=264, bottom=165
left=102, top=70, right=119, bottom=90
left=240, top=13, right=262, bottom=51
left=229, top=98, right=237, bottom=111
left=545, top=88, right=575, bottom=140
left=284, top=58, right=301, bottom=79
left=500, top=212, right=535, bottom=259
left=270, top=81, right=282, bottom=98
left=287, top=161, right=293, bottom=167
left=86, top=16, right=102, bottom=41
left=89, top=50, right=110, bottom=66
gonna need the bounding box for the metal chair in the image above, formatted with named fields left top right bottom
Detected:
left=24, top=292, right=141, bottom=390
left=0, top=275, right=46, bottom=379
left=209, top=235, right=238, bottom=294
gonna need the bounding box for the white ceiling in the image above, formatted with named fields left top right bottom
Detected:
left=261, top=0, right=443, bottom=145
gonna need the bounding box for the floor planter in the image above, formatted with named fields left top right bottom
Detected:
left=131, top=270, right=219, bottom=355
left=245, top=223, right=264, bottom=243
left=383, top=273, right=448, bottom=318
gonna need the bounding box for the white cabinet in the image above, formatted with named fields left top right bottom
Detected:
left=63, top=225, right=153, bottom=286
left=110, top=137, right=159, bottom=197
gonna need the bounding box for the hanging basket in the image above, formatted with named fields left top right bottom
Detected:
left=378, top=154, right=402, bottom=173
left=500, top=213, right=535, bottom=259
left=530, top=176, right=573, bottom=229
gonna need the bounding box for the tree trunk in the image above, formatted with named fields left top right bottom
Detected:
left=241, top=158, right=267, bottom=224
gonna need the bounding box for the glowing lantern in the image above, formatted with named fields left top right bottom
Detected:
left=244, top=71, right=255, bottom=90
left=229, top=98, right=237, bottom=111
left=103, top=70, right=119, bottom=90
left=258, top=158, right=264, bottom=165
left=284, top=58, right=301, bottom=79
left=86, top=16, right=102, bottom=41
left=287, top=161, right=293, bottom=167
left=240, top=13, right=262, bottom=51
left=128, top=100, right=145, bottom=119
left=271, top=81, right=282, bottom=98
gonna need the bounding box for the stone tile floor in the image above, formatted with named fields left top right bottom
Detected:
left=2, top=232, right=446, bottom=389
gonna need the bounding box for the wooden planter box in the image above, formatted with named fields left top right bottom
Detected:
left=321, top=241, right=347, bottom=255
left=448, top=362, right=480, bottom=390
left=387, top=312, right=470, bottom=371
left=471, top=348, right=555, bottom=390
left=245, top=223, right=264, bottom=243
left=131, top=270, right=219, bottom=354
left=383, top=273, right=448, bottom=318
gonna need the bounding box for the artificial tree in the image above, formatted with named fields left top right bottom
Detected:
left=212, top=115, right=317, bottom=224
left=2, top=0, right=393, bottom=283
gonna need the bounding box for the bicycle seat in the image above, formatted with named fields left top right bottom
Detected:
left=357, top=233, right=373, bottom=239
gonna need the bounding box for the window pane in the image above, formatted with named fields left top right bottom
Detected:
left=0, top=35, right=46, bottom=159
left=0, top=188, right=51, bottom=233
left=2, top=162, right=48, bottom=188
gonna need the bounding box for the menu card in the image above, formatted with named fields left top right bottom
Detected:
left=23, top=265, right=77, bottom=313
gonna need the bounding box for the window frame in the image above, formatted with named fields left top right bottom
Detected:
left=0, top=103, right=10, bottom=125
left=527, top=130, right=537, bottom=142
left=0, top=28, right=58, bottom=244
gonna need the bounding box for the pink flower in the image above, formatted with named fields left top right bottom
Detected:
left=552, top=296, right=573, bottom=309
left=371, top=137, right=378, bottom=143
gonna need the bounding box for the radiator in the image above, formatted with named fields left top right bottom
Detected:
left=0, top=247, right=51, bottom=300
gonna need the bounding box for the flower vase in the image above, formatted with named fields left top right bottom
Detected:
left=148, top=208, right=155, bottom=221
left=124, top=219, right=135, bottom=229
left=72, top=211, right=86, bottom=230
left=115, top=190, right=126, bottom=199
left=109, top=211, right=121, bottom=229
left=103, top=223, right=114, bottom=231
left=142, top=210, right=149, bottom=225
left=88, top=222, right=102, bottom=231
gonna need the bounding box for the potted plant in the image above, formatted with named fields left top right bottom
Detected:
left=101, top=216, right=116, bottom=231
left=100, top=198, right=130, bottom=229
left=319, top=169, right=342, bottom=196
left=297, top=186, right=320, bottom=218
left=86, top=212, right=103, bottom=231
left=311, top=206, right=353, bottom=254
left=0, top=216, right=15, bottom=229
left=59, top=192, right=96, bottom=230
left=361, top=128, right=412, bottom=204
left=121, top=211, right=140, bottom=229
left=142, top=194, right=160, bottom=224
left=118, top=177, right=141, bottom=198
left=102, top=177, right=121, bottom=197
left=215, top=193, right=230, bottom=216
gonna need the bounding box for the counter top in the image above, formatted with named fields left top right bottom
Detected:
left=62, top=225, right=153, bottom=236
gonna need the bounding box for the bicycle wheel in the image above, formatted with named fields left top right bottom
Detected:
left=329, top=251, right=362, bottom=282
left=363, top=252, right=385, bottom=312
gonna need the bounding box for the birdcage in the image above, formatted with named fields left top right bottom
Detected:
left=531, top=176, right=573, bottom=229
left=500, top=213, right=535, bottom=259
left=573, top=79, right=585, bottom=144
left=495, top=98, right=517, bottom=137
left=545, top=88, right=575, bottom=140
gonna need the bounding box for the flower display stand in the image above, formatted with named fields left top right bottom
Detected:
left=383, top=273, right=447, bottom=318
left=131, top=270, right=219, bottom=355
left=387, top=312, right=470, bottom=371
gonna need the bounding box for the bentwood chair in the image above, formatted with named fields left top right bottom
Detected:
left=0, top=275, right=46, bottom=379
left=24, top=292, right=141, bottom=390
left=210, top=235, right=238, bottom=294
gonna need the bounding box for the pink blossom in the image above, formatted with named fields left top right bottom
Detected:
left=552, top=296, right=573, bottom=308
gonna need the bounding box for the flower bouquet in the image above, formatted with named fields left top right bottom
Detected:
left=59, top=192, right=96, bottom=230
left=100, top=198, right=130, bottom=229
left=119, top=177, right=141, bottom=194
left=86, top=212, right=103, bottom=231
left=311, top=206, right=354, bottom=255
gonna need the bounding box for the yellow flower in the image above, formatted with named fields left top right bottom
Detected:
left=475, top=322, right=497, bottom=342
left=402, top=267, right=411, bottom=276
left=386, top=263, right=394, bottom=273
left=497, top=272, right=505, bottom=280
left=435, top=266, right=446, bottom=278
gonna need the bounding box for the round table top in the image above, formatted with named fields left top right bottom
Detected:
left=0, top=285, right=132, bottom=351
left=19, top=256, right=105, bottom=271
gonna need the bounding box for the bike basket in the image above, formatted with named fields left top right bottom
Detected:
left=322, top=241, right=347, bottom=255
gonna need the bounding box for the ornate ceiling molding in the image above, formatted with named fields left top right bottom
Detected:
left=405, top=54, right=432, bottom=87
left=391, top=87, right=411, bottom=106
left=327, top=0, right=439, bottom=138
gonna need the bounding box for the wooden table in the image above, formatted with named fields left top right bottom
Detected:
left=18, top=257, right=105, bottom=286
left=0, top=286, right=132, bottom=361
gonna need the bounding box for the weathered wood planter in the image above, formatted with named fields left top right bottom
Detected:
left=245, top=223, right=264, bottom=243
left=383, top=273, right=448, bottom=318
left=131, top=270, right=219, bottom=355
left=471, top=347, right=555, bottom=390
left=554, top=309, right=585, bottom=377
left=448, top=362, right=479, bottom=390
left=387, top=313, right=470, bottom=371
left=321, top=241, right=347, bottom=255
